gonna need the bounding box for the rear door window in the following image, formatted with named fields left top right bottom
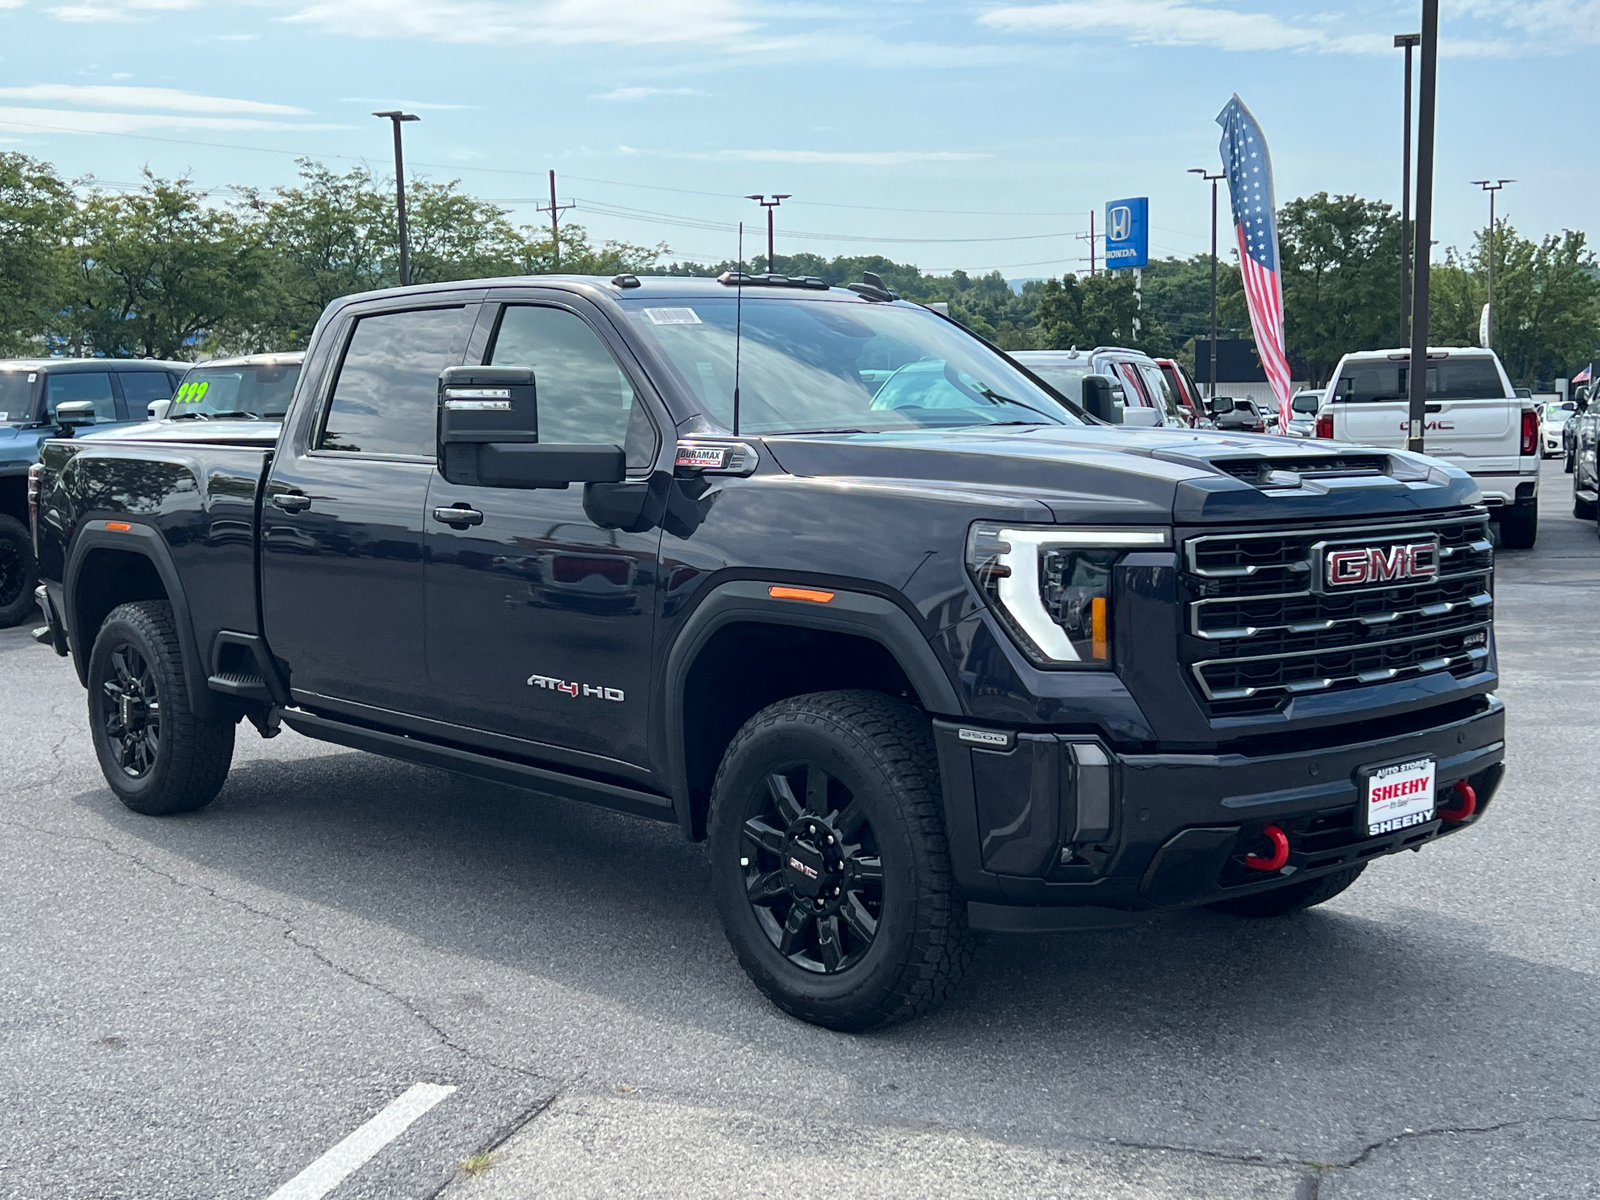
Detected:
left=45, top=372, right=116, bottom=422
left=1113, top=362, right=1152, bottom=407
left=319, top=307, right=468, bottom=456
left=118, top=371, right=175, bottom=417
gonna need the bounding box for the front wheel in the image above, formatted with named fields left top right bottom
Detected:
left=707, top=690, right=972, bottom=1031
left=1208, top=864, right=1366, bottom=918
left=88, top=600, right=234, bottom=815
left=0, top=513, right=37, bottom=629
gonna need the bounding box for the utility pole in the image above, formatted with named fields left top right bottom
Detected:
left=1189, top=168, right=1225, bottom=399
left=745, top=194, right=791, bottom=273
left=1074, top=210, right=1098, bottom=275
left=1406, top=0, right=1439, bottom=454
left=1396, top=32, right=1420, bottom=346
left=372, top=110, right=420, bottom=286
left=538, top=169, right=575, bottom=271
left=1470, top=178, right=1513, bottom=350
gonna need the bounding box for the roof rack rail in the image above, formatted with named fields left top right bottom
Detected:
left=716, top=271, right=830, bottom=290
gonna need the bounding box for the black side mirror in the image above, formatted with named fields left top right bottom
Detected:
left=1082, top=374, right=1121, bottom=424
left=55, top=400, right=97, bottom=434
left=437, top=365, right=624, bottom=490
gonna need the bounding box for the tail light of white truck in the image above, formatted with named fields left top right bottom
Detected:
left=1520, top=408, right=1538, bottom=456
left=1314, top=411, right=1333, bottom=439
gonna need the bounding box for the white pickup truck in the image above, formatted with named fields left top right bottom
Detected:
left=1315, top=347, right=1539, bottom=547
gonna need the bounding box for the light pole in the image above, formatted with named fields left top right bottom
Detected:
left=745, top=194, right=791, bottom=274
left=1470, top=178, right=1514, bottom=350
left=1189, top=168, right=1225, bottom=400
left=1396, top=32, right=1420, bottom=346
left=1406, top=0, right=1439, bottom=454
left=373, top=110, right=420, bottom=286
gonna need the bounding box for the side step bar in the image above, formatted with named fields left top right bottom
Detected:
left=278, top=708, right=677, bottom=825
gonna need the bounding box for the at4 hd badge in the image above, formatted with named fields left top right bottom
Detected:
left=527, top=674, right=624, bottom=702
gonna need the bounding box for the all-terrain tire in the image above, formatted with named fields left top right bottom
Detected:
left=0, top=513, right=37, bottom=629
left=708, top=690, right=973, bottom=1031
left=1208, top=864, right=1366, bottom=918
left=87, top=600, right=234, bottom=815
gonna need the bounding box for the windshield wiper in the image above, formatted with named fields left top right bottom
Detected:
left=207, top=411, right=260, bottom=420
left=973, top=385, right=1062, bottom=423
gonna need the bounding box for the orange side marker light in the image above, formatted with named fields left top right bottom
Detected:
left=1090, top=596, right=1108, bottom=660
left=105, top=521, right=132, bottom=532
left=768, top=586, right=835, bottom=604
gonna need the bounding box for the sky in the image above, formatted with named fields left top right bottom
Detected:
left=0, top=0, right=1592, bottom=277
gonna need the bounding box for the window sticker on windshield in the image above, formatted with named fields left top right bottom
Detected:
left=0, top=412, right=7, bottom=421
left=644, top=307, right=702, bottom=326
left=174, top=381, right=210, bottom=404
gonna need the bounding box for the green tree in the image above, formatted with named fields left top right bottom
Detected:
left=1429, top=222, right=1600, bottom=385
left=1034, top=271, right=1170, bottom=355
left=1277, top=192, right=1403, bottom=384
left=59, top=171, right=272, bottom=358
left=0, top=153, right=73, bottom=354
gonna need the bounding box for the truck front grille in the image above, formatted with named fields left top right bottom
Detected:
left=1180, top=514, right=1493, bottom=717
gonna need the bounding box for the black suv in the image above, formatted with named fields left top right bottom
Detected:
left=32, top=275, right=1504, bottom=1029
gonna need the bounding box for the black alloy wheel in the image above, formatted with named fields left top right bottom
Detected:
left=708, top=690, right=972, bottom=1031
left=0, top=513, right=36, bottom=628
left=87, top=600, right=234, bottom=815
left=741, top=764, right=883, bottom=975
left=99, top=641, right=161, bottom=777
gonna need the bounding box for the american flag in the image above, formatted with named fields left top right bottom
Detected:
left=1217, top=94, right=1292, bottom=432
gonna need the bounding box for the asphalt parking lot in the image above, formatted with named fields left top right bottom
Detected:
left=2, top=458, right=1596, bottom=1200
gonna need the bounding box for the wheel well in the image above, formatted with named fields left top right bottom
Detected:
left=0, top=476, right=24, bottom=526
left=680, top=622, right=920, bottom=839
left=74, top=548, right=167, bottom=652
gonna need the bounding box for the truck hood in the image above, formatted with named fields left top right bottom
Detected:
left=760, top=425, right=1482, bottom=525
left=0, top=423, right=45, bottom=464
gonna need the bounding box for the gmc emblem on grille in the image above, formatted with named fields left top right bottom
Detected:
left=1324, top=540, right=1439, bottom=589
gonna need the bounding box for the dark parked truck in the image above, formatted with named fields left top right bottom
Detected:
left=31, top=275, right=1506, bottom=1030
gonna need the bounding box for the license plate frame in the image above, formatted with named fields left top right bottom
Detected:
left=1358, top=756, right=1437, bottom=837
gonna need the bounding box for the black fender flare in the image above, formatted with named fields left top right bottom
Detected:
left=661, top=578, right=963, bottom=839
left=64, top=520, right=214, bottom=720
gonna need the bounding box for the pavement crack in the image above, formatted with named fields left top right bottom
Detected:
left=0, top=815, right=545, bottom=1085
left=421, top=1077, right=581, bottom=1200
left=1339, top=1113, right=1600, bottom=1170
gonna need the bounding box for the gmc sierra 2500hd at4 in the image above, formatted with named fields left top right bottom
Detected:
left=31, top=273, right=1506, bottom=1030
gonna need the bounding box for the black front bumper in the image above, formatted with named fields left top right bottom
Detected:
left=934, top=695, right=1505, bottom=929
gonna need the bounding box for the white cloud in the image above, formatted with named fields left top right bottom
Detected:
left=978, top=2, right=1387, bottom=54
left=48, top=0, right=199, bottom=21
left=0, top=106, right=342, bottom=135
left=1447, top=0, right=1600, bottom=47
left=716, top=148, right=990, bottom=164
left=594, top=86, right=706, bottom=101
left=285, top=0, right=754, bottom=47
left=338, top=96, right=473, bottom=110
left=0, top=84, right=310, bottom=115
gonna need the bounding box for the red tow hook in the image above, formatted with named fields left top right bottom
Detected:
left=1438, top=780, right=1477, bottom=823
left=1245, top=824, right=1290, bottom=872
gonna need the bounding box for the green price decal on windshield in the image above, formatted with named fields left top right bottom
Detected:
left=174, top=381, right=210, bottom=405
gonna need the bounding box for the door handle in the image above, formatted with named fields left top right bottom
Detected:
left=433, top=505, right=484, bottom=527
left=271, top=492, right=311, bottom=512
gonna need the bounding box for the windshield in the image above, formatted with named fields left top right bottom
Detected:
left=172, top=361, right=301, bottom=419
left=1027, top=364, right=1090, bottom=403
left=621, top=296, right=1082, bottom=433
left=0, top=372, right=35, bottom=423
left=1544, top=404, right=1574, bottom=419
left=1333, top=358, right=1507, bottom=403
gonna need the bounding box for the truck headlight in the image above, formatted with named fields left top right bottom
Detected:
left=966, top=523, right=1170, bottom=667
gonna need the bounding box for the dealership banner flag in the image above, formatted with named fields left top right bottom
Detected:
left=1217, top=94, right=1292, bottom=431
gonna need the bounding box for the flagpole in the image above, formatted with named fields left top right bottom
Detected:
left=1407, top=0, right=1439, bottom=454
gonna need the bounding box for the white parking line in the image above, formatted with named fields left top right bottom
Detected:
left=264, top=1082, right=457, bottom=1200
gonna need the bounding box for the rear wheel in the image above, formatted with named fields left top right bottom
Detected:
left=88, top=601, right=234, bottom=815
left=1208, top=864, right=1366, bottom=918
left=708, top=690, right=972, bottom=1031
left=1498, top=503, right=1538, bottom=550
left=0, top=514, right=37, bottom=629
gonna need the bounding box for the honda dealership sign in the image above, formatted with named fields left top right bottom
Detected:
left=1104, top=197, right=1149, bottom=269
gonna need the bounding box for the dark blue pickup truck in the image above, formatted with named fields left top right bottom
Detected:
left=31, top=274, right=1506, bottom=1029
